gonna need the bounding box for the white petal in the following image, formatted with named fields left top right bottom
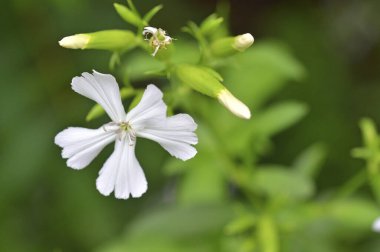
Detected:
left=71, top=71, right=126, bottom=122
left=96, top=137, right=147, bottom=199
left=143, top=27, right=158, bottom=36
left=126, top=84, right=167, bottom=126
left=217, top=89, right=251, bottom=119
left=137, top=114, right=198, bottom=161
left=55, top=127, right=116, bottom=169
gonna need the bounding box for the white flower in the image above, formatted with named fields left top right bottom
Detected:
left=372, top=217, right=380, bottom=232
left=55, top=71, right=198, bottom=199
left=143, top=26, right=173, bottom=56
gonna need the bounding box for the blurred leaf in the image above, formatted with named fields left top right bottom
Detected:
left=200, top=14, right=224, bottom=36
left=217, top=101, right=307, bottom=156
left=143, top=4, right=163, bottom=24
left=171, top=40, right=201, bottom=65
left=120, top=50, right=165, bottom=82
left=109, top=52, right=121, bottom=71
left=293, top=143, right=327, bottom=178
left=251, top=166, right=315, bottom=201
left=360, top=118, right=379, bottom=151
left=225, top=214, right=257, bottom=235
left=222, top=41, right=306, bottom=108
left=128, top=90, right=143, bottom=110
left=177, top=125, right=228, bottom=205
left=97, top=204, right=232, bottom=252
left=114, top=3, right=142, bottom=27
left=162, top=158, right=187, bottom=176
left=178, top=155, right=227, bottom=205
left=253, top=101, right=308, bottom=137
left=328, top=199, right=379, bottom=232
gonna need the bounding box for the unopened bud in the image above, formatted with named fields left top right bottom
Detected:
left=173, top=64, right=224, bottom=97
left=217, top=89, right=251, bottom=119
left=173, top=64, right=251, bottom=119
left=210, top=33, right=254, bottom=57
left=59, top=30, right=137, bottom=51
left=373, top=217, right=380, bottom=233
left=59, top=34, right=90, bottom=49
left=233, top=33, right=254, bottom=52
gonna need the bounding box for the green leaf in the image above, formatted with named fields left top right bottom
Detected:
left=225, top=214, right=257, bottom=235
left=178, top=155, right=227, bottom=206
left=120, top=50, right=165, bottom=82
left=126, top=0, right=138, bottom=14
left=114, top=3, right=142, bottom=27
left=200, top=14, right=224, bottom=36
left=293, top=143, right=327, bottom=178
left=86, top=104, right=104, bottom=122
left=143, top=4, right=163, bottom=24
left=328, top=199, right=379, bottom=232
left=222, top=41, right=306, bottom=108
left=97, top=204, right=232, bottom=252
left=109, top=52, right=120, bottom=71
left=251, top=166, right=315, bottom=201
left=253, top=101, right=308, bottom=137
left=128, top=90, right=143, bottom=110
left=360, top=118, right=379, bottom=150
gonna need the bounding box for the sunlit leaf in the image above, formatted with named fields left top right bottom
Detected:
left=251, top=166, right=315, bottom=201
left=293, top=143, right=327, bottom=178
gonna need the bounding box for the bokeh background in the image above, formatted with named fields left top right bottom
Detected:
left=1, top=0, right=380, bottom=251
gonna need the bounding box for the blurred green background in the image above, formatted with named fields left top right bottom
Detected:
left=1, top=0, right=380, bottom=251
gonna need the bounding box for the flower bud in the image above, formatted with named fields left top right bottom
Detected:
left=173, top=64, right=251, bottom=119
left=173, top=64, right=224, bottom=97
left=59, top=30, right=137, bottom=51
left=59, top=34, right=90, bottom=49
left=233, top=33, right=254, bottom=51
left=210, top=33, right=254, bottom=57
left=217, top=89, right=251, bottom=119
left=373, top=217, right=380, bottom=232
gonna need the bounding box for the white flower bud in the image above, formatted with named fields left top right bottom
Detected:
left=233, top=33, right=254, bottom=52
left=372, top=217, right=380, bottom=233
left=217, top=89, right=251, bottom=119
left=59, top=30, right=136, bottom=51
left=59, top=34, right=90, bottom=49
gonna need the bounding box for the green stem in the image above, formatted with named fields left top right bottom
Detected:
left=335, top=169, right=367, bottom=199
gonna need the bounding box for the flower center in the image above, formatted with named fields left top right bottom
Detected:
left=103, top=121, right=136, bottom=144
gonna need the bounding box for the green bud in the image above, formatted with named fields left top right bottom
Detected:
left=114, top=3, right=143, bottom=27
left=173, top=64, right=251, bottom=119
left=59, top=30, right=137, bottom=51
left=210, top=33, right=254, bottom=57
left=173, top=64, right=224, bottom=97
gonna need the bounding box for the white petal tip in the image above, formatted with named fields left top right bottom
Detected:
left=234, top=33, right=254, bottom=51
left=218, top=89, right=251, bottom=119
left=59, top=34, right=90, bottom=49
left=372, top=218, right=380, bottom=233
